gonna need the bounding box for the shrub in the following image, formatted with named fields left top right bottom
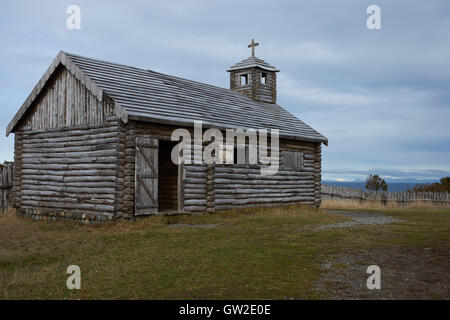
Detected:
left=365, top=174, right=388, bottom=191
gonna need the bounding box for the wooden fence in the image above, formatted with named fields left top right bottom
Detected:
left=321, top=185, right=450, bottom=205
left=0, top=166, right=14, bottom=212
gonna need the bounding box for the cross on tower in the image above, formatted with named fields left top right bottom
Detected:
left=248, top=39, right=259, bottom=57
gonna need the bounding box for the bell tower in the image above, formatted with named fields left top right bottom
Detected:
left=227, top=39, right=280, bottom=104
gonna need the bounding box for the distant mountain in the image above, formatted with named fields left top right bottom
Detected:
left=322, top=181, right=419, bottom=192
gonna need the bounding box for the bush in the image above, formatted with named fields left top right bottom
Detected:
left=365, top=174, right=388, bottom=191
left=411, top=177, right=450, bottom=193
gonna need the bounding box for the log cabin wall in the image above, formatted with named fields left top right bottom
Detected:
left=16, top=117, right=121, bottom=221
left=12, top=65, right=122, bottom=222
left=229, top=68, right=256, bottom=101
left=133, top=120, right=321, bottom=214
left=15, top=106, right=321, bottom=221
left=229, top=68, right=277, bottom=104
left=120, top=121, right=136, bottom=219
left=15, top=118, right=321, bottom=220
left=212, top=140, right=319, bottom=211
left=183, top=164, right=208, bottom=213
left=314, top=143, right=322, bottom=207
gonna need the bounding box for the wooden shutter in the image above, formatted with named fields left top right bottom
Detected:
left=135, top=137, right=158, bottom=215
left=284, top=151, right=304, bottom=169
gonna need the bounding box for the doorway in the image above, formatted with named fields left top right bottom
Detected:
left=158, top=140, right=179, bottom=213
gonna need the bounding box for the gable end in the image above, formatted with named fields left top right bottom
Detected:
left=6, top=51, right=128, bottom=136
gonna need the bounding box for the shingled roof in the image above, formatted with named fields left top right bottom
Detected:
left=7, top=51, right=327, bottom=145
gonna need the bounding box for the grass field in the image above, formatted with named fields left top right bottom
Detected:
left=0, top=204, right=449, bottom=299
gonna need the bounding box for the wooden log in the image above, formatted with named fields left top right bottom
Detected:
left=21, top=163, right=116, bottom=170
left=22, top=156, right=118, bottom=164
left=215, top=179, right=313, bottom=186
left=21, top=187, right=116, bottom=195
left=184, top=199, right=207, bottom=206
left=22, top=136, right=120, bottom=148
left=214, top=196, right=315, bottom=206
left=21, top=150, right=119, bottom=159
left=22, top=144, right=119, bottom=154
left=21, top=169, right=116, bottom=176
left=183, top=205, right=207, bottom=212
left=21, top=195, right=114, bottom=205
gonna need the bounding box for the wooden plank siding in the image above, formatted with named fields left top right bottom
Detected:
left=0, top=166, right=14, bottom=212
left=135, top=137, right=158, bottom=215
left=20, top=66, right=114, bottom=131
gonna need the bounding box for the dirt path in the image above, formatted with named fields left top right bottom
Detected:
left=315, top=210, right=450, bottom=299
left=318, top=210, right=394, bottom=230
left=316, top=245, right=450, bottom=299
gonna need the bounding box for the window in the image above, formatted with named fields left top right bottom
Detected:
left=284, top=151, right=304, bottom=169
left=219, top=145, right=233, bottom=164
left=219, top=145, right=246, bottom=164
left=240, top=74, right=249, bottom=86
left=261, top=72, right=268, bottom=85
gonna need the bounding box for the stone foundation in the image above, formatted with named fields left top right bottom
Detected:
left=20, top=208, right=113, bottom=224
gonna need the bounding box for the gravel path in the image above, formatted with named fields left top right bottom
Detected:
left=316, top=210, right=394, bottom=230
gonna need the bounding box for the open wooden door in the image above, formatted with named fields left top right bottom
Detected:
left=135, top=137, right=158, bottom=215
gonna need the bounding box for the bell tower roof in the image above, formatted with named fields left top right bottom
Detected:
left=227, top=56, right=279, bottom=72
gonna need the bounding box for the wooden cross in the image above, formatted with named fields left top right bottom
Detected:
left=248, top=39, right=259, bottom=57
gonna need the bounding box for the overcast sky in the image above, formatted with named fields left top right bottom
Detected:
left=1, top=0, right=449, bottom=182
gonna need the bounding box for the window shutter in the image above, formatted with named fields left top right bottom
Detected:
left=284, top=151, right=304, bottom=169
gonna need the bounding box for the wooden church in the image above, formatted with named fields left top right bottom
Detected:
left=6, top=40, right=328, bottom=222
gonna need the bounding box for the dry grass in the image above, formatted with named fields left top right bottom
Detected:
left=321, top=198, right=449, bottom=211
left=1, top=204, right=448, bottom=299
left=0, top=204, right=349, bottom=300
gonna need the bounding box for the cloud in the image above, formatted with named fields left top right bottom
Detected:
left=279, top=75, right=374, bottom=106
left=266, top=42, right=348, bottom=64
left=0, top=0, right=449, bottom=180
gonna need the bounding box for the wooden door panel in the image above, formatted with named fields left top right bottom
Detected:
left=135, top=137, right=158, bottom=215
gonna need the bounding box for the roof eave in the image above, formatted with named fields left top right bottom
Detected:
left=227, top=65, right=280, bottom=72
